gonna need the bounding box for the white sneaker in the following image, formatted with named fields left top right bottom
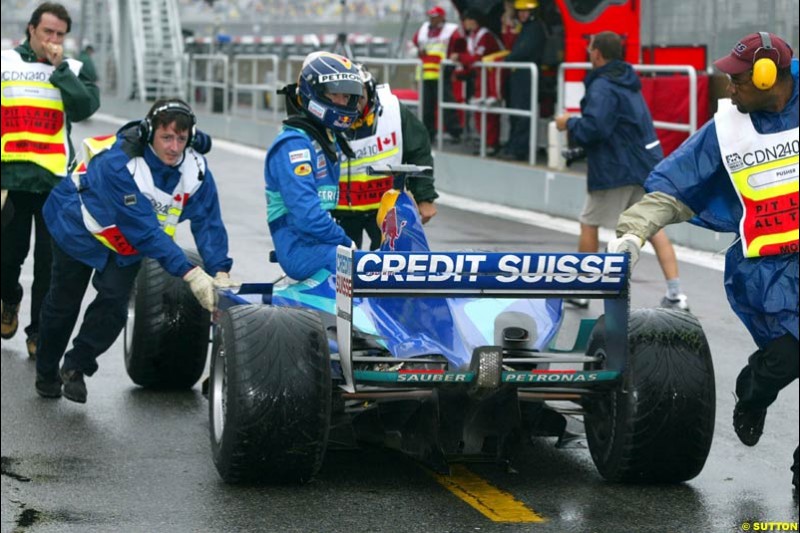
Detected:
left=660, top=294, right=690, bottom=311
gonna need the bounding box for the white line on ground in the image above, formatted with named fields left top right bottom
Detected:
left=91, top=113, right=726, bottom=272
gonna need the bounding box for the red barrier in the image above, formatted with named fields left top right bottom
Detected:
left=640, top=74, right=710, bottom=156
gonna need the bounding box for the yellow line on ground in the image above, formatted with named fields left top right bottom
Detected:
left=433, top=464, right=546, bottom=523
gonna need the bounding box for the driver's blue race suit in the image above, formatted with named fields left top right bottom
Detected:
left=643, top=72, right=799, bottom=349
left=265, top=126, right=353, bottom=279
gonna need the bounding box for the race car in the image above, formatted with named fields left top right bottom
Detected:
left=123, top=164, right=716, bottom=485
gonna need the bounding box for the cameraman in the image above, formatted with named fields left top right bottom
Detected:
left=555, top=31, right=688, bottom=309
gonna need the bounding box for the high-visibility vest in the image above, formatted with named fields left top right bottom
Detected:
left=716, top=99, right=799, bottom=257
left=0, top=49, right=83, bottom=176
left=338, top=85, right=403, bottom=212
left=73, top=137, right=205, bottom=254
left=73, top=134, right=117, bottom=174
left=416, top=22, right=459, bottom=81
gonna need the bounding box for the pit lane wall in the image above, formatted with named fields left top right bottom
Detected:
left=98, top=95, right=732, bottom=253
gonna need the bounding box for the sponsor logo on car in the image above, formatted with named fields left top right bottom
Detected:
left=503, top=370, right=618, bottom=383
left=354, top=253, right=626, bottom=284
left=381, top=207, right=406, bottom=250
left=336, top=274, right=352, bottom=297
left=397, top=371, right=471, bottom=383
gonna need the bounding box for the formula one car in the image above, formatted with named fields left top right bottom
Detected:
left=123, top=165, right=716, bottom=485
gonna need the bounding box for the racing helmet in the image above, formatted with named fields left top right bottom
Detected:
left=297, top=52, right=363, bottom=132
left=351, top=64, right=383, bottom=136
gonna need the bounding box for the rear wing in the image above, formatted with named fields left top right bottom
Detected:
left=335, top=248, right=630, bottom=392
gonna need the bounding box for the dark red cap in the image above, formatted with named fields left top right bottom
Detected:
left=713, top=32, right=794, bottom=75
left=427, top=6, right=446, bottom=18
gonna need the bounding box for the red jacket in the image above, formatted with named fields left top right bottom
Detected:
left=457, top=27, right=503, bottom=67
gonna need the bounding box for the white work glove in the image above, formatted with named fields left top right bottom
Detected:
left=183, top=266, right=218, bottom=312
left=213, top=271, right=241, bottom=289
left=350, top=240, right=358, bottom=250
left=607, top=234, right=644, bottom=269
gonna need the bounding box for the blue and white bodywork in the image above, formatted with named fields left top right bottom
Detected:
left=222, top=172, right=630, bottom=393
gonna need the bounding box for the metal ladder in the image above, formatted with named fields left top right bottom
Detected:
left=79, top=0, right=121, bottom=94
left=131, top=0, right=185, bottom=100
left=81, top=0, right=185, bottom=101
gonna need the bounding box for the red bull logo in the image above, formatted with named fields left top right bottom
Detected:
left=381, top=206, right=406, bottom=250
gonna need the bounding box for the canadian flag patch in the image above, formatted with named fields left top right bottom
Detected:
left=376, top=132, right=397, bottom=151
left=173, top=193, right=189, bottom=207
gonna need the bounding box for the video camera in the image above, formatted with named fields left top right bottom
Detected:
left=560, top=129, right=586, bottom=167
left=561, top=146, right=586, bottom=167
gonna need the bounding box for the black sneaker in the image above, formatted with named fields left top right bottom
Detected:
left=35, top=373, right=62, bottom=398
left=733, top=402, right=766, bottom=446
left=60, top=368, right=87, bottom=404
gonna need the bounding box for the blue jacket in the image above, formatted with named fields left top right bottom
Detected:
left=567, top=60, right=663, bottom=191
left=265, top=125, right=352, bottom=280
left=644, top=73, right=799, bottom=348
left=44, top=128, right=233, bottom=278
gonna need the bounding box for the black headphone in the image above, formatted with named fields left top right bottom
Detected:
left=752, top=31, right=780, bottom=90
left=138, top=100, right=197, bottom=146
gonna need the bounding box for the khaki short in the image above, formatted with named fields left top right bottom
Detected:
left=579, top=185, right=645, bottom=229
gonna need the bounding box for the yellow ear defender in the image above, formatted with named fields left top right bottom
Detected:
left=752, top=32, right=779, bottom=90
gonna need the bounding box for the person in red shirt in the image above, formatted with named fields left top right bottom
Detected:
left=412, top=5, right=464, bottom=142
left=452, top=9, right=505, bottom=155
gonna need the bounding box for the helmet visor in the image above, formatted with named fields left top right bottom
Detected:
left=319, top=73, right=364, bottom=98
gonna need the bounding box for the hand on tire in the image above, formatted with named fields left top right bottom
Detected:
left=213, top=271, right=240, bottom=289
left=607, top=234, right=643, bottom=269
left=183, top=266, right=217, bottom=312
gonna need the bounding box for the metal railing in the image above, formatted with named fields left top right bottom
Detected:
left=231, top=54, right=281, bottom=122
left=187, top=54, right=229, bottom=115
left=182, top=53, right=700, bottom=169
left=556, top=62, right=698, bottom=135
left=438, top=59, right=540, bottom=165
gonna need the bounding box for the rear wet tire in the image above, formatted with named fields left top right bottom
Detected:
left=124, top=251, right=210, bottom=389
left=210, top=304, right=331, bottom=484
left=583, top=308, right=715, bottom=483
